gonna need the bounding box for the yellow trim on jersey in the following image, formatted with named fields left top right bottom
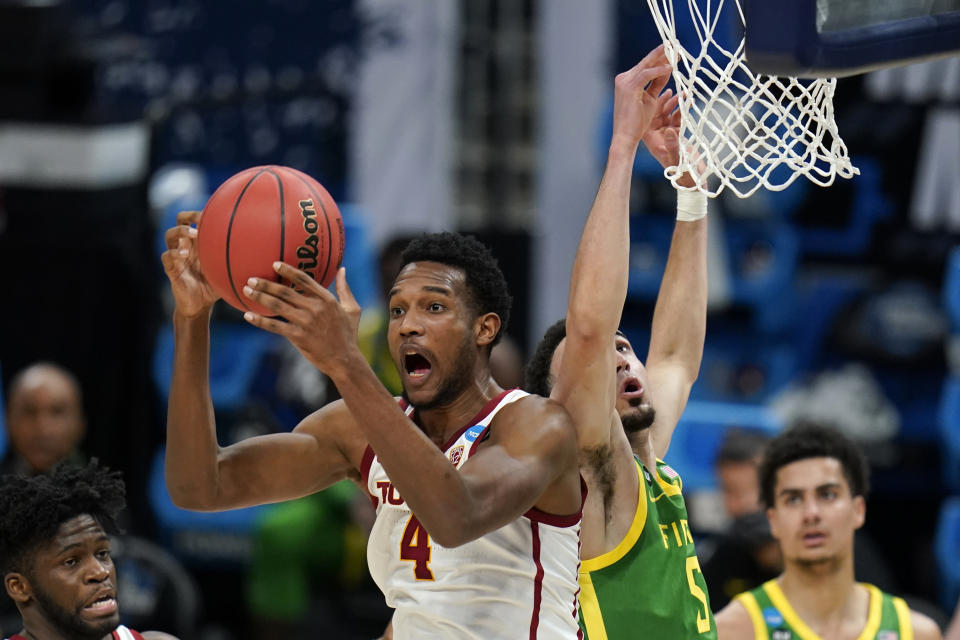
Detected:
left=734, top=592, right=770, bottom=640
left=763, top=581, right=818, bottom=640
left=580, top=459, right=648, bottom=572
left=858, top=584, right=884, bottom=640
left=654, top=458, right=683, bottom=496
left=893, top=596, right=914, bottom=640
left=761, top=581, right=883, bottom=640
left=578, top=570, right=609, bottom=640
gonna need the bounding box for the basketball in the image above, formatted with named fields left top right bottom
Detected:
left=196, top=165, right=345, bottom=316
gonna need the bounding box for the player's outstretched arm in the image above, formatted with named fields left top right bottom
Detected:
left=161, top=211, right=363, bottom=511
left=642, top=109, right=708, bottom=459
left=714, top=599, right=758, bottom=640
left=551, top=46, right=673, bottom=451
left=243, top=266, right=580, bottom=547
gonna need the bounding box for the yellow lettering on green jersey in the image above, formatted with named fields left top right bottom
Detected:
left=672, top=521, right=684, bottom=547
left=685, top=556, right=712, bottom=633
left=681, top=519, right=694, bottom=545
left=659, top=524, right=671, bottom=549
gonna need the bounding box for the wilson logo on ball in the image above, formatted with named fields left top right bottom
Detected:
left=196, top=165, right=345, bottom=316
left=296, top=198, right=321, bottom=272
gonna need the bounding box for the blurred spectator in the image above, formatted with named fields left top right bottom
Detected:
left=0, top=363, right=201, bottom=638
left=771, top=363, right=900, bottom=445
left=714, top=428, right=771, bottom=521
left=246, top=482, right=386, bottom=640
left=701, top=428, right=780, bottom=610
left=1, top=363, right=89, bottom=633
left=1, top=362, right=86, bottom=476
left=489, top=333, right=525, bottom=390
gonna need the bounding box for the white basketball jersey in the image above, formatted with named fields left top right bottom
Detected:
left=362, top=389, right=584, bottom=639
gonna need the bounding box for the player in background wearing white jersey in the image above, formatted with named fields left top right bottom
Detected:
left=161, top=227, right=584, bottom=638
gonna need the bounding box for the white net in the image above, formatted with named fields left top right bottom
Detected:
left=646, top=0, right=859, bottom=198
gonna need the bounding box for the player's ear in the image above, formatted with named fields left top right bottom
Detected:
left=475, top=312, right=501, bottom=348
left=766, top=507, right=780, bottom=541
left=5, top=572, right=32, bottom=604
left=852, top=495, right=866, bottom=530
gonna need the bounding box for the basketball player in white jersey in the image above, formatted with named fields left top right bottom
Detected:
left=161, top=229, right=584, bottom=638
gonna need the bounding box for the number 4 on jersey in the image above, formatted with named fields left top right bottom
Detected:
left=401, top=515, right=435, bottom=580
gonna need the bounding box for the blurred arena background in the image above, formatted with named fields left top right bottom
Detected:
left=0, top=0, right=957, bottom=638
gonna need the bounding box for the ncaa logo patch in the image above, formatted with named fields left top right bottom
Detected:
left=877, top=632, right=899, bottom=640
left=763, top=607, right=784, bottom=627
left=449, top=445, right=465, bottom=467
left=463, top=424, right=485, bottom=443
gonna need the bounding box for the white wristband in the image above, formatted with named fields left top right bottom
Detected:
left=676, top=189, right=708, bottom=221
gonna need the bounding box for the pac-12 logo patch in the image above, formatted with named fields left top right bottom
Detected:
left=463, top=425, right=485, bottom=443
left=877, top=632, right=899, bottom=640
left=763, top=608, right=784, bottom=627
left=771, top=630, right=792, bottom=640
left=449, top=445, right=464, bottom=467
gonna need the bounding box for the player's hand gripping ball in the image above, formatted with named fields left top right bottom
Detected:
left=196, top=165, right=345, bottom=316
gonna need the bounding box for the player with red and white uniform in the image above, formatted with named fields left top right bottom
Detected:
left=5, top=624, right=147, bottom=640
left=364, top=389, right=583, bottom=638
left=162, top=227, right=584, bottom=638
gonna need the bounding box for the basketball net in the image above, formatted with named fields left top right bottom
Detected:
left=646, top=0, right=859, bottom=198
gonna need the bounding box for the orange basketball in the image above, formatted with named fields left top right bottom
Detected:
left=196, top=165, right=345, bottom=316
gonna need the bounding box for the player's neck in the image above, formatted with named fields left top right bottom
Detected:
left=779, top=554, right=862, bottom=630
left=415, top=374, right=504, bottom=446
left=628, top=428, right=657, bottom=473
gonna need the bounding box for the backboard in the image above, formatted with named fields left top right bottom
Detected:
left=744, top=0, right=960, bottom=77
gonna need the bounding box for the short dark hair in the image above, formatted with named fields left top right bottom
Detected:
left=0, top=460, right=126, bottom=575
left=759, top=422, right=869, bottom=508
left=524, top=318, right=567, bottom=397
left=400, top=232, right=512, bottom=347
left=715, top=427, right=773, bottom=467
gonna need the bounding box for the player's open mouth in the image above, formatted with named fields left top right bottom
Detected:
left=619, top=376, right=644, bottom=401
left=82, top=593, right=117, bottom=616
left=802, top=531, right=827, bottom=547
left=404, top=352, right=433, bottom=379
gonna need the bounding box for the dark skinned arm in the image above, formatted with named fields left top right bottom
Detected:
left=243, top=266, right=579, bottom=548
left=160, top=211, right=364, bottom=511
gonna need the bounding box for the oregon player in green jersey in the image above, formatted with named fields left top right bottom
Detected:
left=715, top=424, right=941, bottom=640
left=735, top=579, right=920, bottom=640
left=526, top=45, right=714, bottom=639
left=577, top=458, right=713, bottom=638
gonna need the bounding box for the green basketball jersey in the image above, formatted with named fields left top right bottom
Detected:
left=578, top=458, right=716, bottom=639
left=735, top=579, right=914, bottom=640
